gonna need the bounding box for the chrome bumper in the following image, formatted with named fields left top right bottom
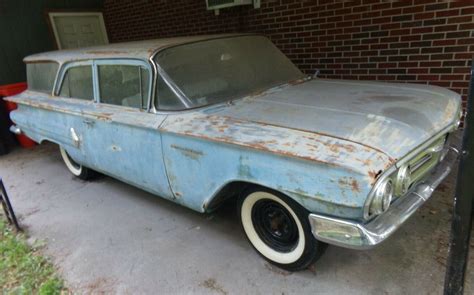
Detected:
left=308, top=147, right=458, bottom=250
left=9, top=125, right=21, bottom=135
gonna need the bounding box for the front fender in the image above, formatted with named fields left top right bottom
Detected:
left=160, top=112, right=392, bottom=218
left=162, top=132, right=371, bottom=220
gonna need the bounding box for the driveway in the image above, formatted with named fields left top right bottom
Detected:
left=0, top=142, right=472, bottom=294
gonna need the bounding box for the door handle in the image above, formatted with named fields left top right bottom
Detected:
left=70, top=128, right=81, bottom=147
left=83, top=119, right=95, bottom=127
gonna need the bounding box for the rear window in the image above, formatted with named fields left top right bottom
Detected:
left=26, top=62, right=59, bottom=94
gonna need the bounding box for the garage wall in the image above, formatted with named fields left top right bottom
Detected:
left=104, top=1, right=241, bottom=41
left=103, top=0, right=474, bottom=106
left=0, top=0, right=103, bottom=86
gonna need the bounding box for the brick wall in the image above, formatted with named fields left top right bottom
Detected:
left=103, top=0, right=474, bottom=109
left=104, top=1, right=241, bottom=41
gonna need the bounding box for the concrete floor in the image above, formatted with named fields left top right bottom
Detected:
left=0, top=142, right=472, bottom=294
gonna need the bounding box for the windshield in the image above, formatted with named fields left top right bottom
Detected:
left=154, top=35, right=305, bottom=110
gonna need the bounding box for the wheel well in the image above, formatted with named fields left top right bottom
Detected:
left=204, top=181, right=252, bottom=212
left=39, top=138, right=60, bottom=146
left=204, top=181, right=288, bottom=212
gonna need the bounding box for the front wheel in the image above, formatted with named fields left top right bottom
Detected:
left=238, top=187, right=327, bottom=271
left=59, top=146, right=96, bottom=180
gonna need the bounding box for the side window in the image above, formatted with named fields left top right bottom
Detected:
left=59, top=66, right=93, bottom=100
left=27, top=62, right=59, bottom=94
left=155, top=75, right=185, bottom=111
left=98, top=64, right=149, bottom=109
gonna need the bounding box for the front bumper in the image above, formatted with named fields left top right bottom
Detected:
left=308, top=147, right=458, bottom=249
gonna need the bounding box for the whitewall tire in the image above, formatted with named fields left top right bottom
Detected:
left=238, top=187, right=326, bottom=271
left=59, top=146, right=95, bottom=180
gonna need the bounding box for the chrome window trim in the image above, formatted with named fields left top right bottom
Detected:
left=93, top=59, right=153, bottom=110
left=55, top=58, right=153, bottom=110
left=24, top=60, right=61, bottom=96
left=155, top=63, right=194, bottom=109
left=54, top=60, right=95, bottom=101
left=51, top=63, right=61, bottom=96
left=148, top=33, right=297, bottom=113
left=148, top=55, right=158, bottom=113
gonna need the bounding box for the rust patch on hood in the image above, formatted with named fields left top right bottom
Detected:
left=161, top=113, right=395, bottom=177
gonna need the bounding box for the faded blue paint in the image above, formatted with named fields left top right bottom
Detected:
left=7, top=71, right=461, bottom=222
left=9, top=92, right=172, bottom=199
left=6, top=35, right=462, bottom=223
left=161, top=131, right=368, bottom=219
left=216, top=79, right=461, bottom=159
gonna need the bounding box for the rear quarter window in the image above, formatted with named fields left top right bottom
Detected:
left=26, top=62, right=59, bottom=94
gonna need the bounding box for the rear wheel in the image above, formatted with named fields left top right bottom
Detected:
left=238, top=186, right=327, bottom=271
left=59, top=146, right=96, bottom=180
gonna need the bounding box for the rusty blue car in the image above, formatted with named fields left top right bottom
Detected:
left=6, top=34, right=462, bottom=270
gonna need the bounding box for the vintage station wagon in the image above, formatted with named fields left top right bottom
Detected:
left=6, top=34, right=462, bottom=270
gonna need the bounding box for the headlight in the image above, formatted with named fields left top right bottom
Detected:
left=369, top=179, right=393, bottom=215
left=395, top=165, right=411, bottom=195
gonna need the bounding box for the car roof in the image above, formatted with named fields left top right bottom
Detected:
left=24, top=33, right=250, bottom=64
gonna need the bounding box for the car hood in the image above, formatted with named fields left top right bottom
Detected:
left=213, top=79, right=461, bottom=159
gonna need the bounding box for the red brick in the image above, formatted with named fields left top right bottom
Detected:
left=414, top=12, right=435, bottom=20
left=401, top=35, right=421, bottom=42
left=440, top=75, right=465, bottom=80
left=103, top=0, right=474, bottom=106
left=412, top=27, right=433, bottom=34
left=418, top=75, right=440, bottom=80
left=435, top=25, right=459, bottom=33
left=377, top=75, right=397, bottom=81
left=458, top=38, right=474, bottom=45
left=461, top=7, right=474, bottom=14
left=408, top=68, right=429, bottom=74
left=382, top=8, right=402, bottom=16
left=448, top=15, right=473, bottom=24
left=402, top=6, right=424, bottom=14
left=459, top=23, right=474, bottom=30
left=433, top=39, right=457, bottom=46
left=399, top=62, right=419, bottom=67
left=435, top=9, right=460, bottom=17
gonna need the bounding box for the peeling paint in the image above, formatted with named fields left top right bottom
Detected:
left=161, top=112, right=393, bottom=178
left=7, top=40, right=462, bottom=222
left=338, top=177, right=361, bottom=193
left=170, top=144, right=203, bottom=160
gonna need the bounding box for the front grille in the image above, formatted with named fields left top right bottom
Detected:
left=407, top=136, right=447, bottom=185
left=411, top=153, right=433, bottom=173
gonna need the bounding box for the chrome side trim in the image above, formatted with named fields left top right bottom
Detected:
left=148, top=52, right=159, bottom=113
left=9, top=125, right=21, bottom=135
left=309, top=147, right=458, bottom=249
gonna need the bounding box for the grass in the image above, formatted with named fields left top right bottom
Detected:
left=0, top=218, right=65, bottom=294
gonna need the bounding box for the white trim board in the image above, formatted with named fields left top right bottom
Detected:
left=48, top=12, right=109, bottom=50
